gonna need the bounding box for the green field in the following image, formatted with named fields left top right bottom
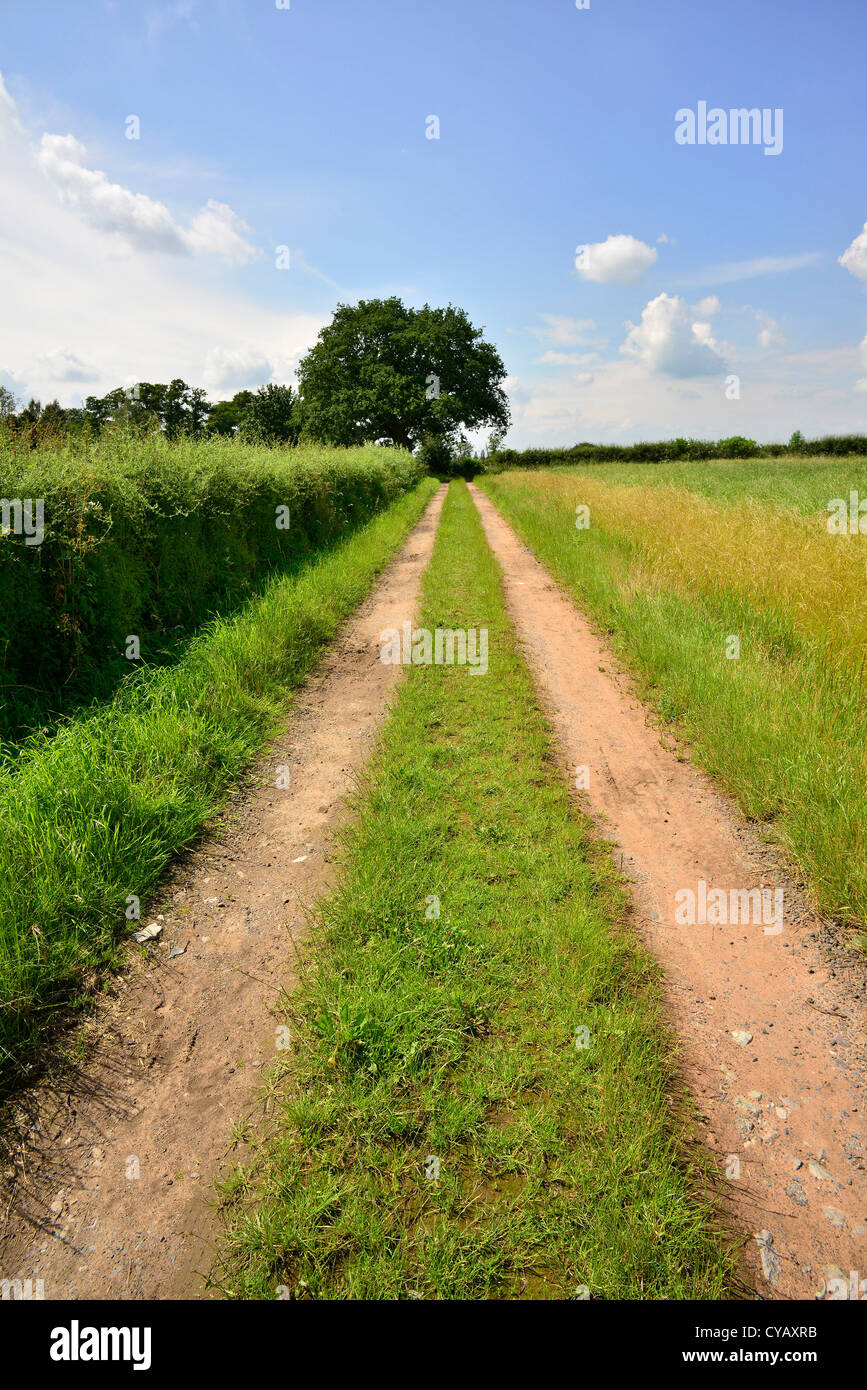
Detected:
left=529, top=453, right=867, bottom=512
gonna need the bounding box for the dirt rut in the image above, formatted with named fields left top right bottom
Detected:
left=0, top=486, right=445, bottom=1301
left=469, top=482, right=867, bottom=1301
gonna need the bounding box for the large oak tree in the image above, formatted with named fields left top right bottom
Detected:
left=296, top=297, right=510, bottom=452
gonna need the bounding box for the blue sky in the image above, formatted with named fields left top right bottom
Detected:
left=1, top=0, right=866, bottom=444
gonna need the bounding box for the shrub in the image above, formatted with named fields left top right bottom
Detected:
left=0, top=429, right=423, bottom=743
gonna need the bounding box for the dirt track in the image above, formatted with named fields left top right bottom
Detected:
left=470, top=482, right=867, bottom=1300
left=0, top=486, right=445, bottom=1300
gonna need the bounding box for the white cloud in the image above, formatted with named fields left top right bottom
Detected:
left=504, top=343, right=867, bottom=448
left=680, top=253, right=822, bottom=286
left=203, top=347, right=278, bottom=394
left=184, top=201, right=257, bottom=264
left=537, top=350, right=598, bottom=366
left=0, top=72, right=23, bottom=135
left=754, top=310, right=786, bottom=348
left=839, top=222, right=867, bottom=282
left=531, top=313, right=598, bottom=346
left=37, top=131, right=256, bottom=263
left=575, top=234, right=658, bottom=284
left=35, top=346, right=96, bottom=382
left=0, top=73, right=322, bottom=405
left=856, top=333, right=867, bottom=392
left=620, top=292, right=726, bottom=377
left=694, top=296, right=720, bottom=317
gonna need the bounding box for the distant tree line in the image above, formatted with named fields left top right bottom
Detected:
left=0, top=379, right=301, bottom=445
left=482, top=432, right=867, bottom=469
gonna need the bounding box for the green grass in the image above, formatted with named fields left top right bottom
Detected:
left=479, top=468, right=867, bottom=933
left=0, top=477, right=438, bottom=1092
left=0, top=429, right=423, bottom=746
left=538, top=454, right=867, bottom=513
left=213, top=480, right=735, bottom=1301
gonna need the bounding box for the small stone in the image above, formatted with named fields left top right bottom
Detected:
left=731, top=1030, right=753, bottom=1047
left=823, top=1206, right=845, bottom=1228
left=785, top=1179, right=808, bottom=1207
left=735, top=1096, right=762, bottom=1117
left=755, top=1229, right=781, bottom=1287
left=808, top=1161, right=834, bottom=1181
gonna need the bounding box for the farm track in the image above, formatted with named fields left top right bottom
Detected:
left=0, top=485, right=446, bottom=1301
left=469, top=482, right=867, bottom=1300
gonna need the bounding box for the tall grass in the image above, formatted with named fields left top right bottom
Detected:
left=0, top=478, right=438, bottom=1092
left=479, top=468, right=867, bottom=930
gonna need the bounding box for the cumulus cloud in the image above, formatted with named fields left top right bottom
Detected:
left=839, top=222, right=867, bottom=282
left=184, top=201, right=257, bottom=263
left=575, top=234, right=658, bottom=284
left=507, top=342, right=867, bottom=448
left=694, top=296, right=720, bottom=318
left=37, top=131, right=256, bottom=263
left=202, top=347, right=276, bottom=394
left=35, top=345, right=96, bottom=382
left=0, top=72, right=322, bottom=407
left=620, top=292, right=726, bottom=377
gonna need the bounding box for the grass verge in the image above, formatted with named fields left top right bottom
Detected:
left=0, top=477, right=438, bottom=1092
left=213, top=480, right=735, bottom=1300
left=478, top=469, right=867, bottom=932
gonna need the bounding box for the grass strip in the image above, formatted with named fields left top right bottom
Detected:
left=478, top=470, right=867, bottom=932
left=0, top=478, right=438, bottom=1090
left=214, top=479, right=735, bottom=1301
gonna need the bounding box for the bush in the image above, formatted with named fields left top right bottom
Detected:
left=716, top=436, right=757, bottom=459
left=0, top=429, right=423, bottom=743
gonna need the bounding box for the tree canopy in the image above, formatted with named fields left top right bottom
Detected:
left=296, top=297, right=510, bottom=453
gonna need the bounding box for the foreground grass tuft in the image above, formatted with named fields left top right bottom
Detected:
left=214, top=480, right=735, bottom=1300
